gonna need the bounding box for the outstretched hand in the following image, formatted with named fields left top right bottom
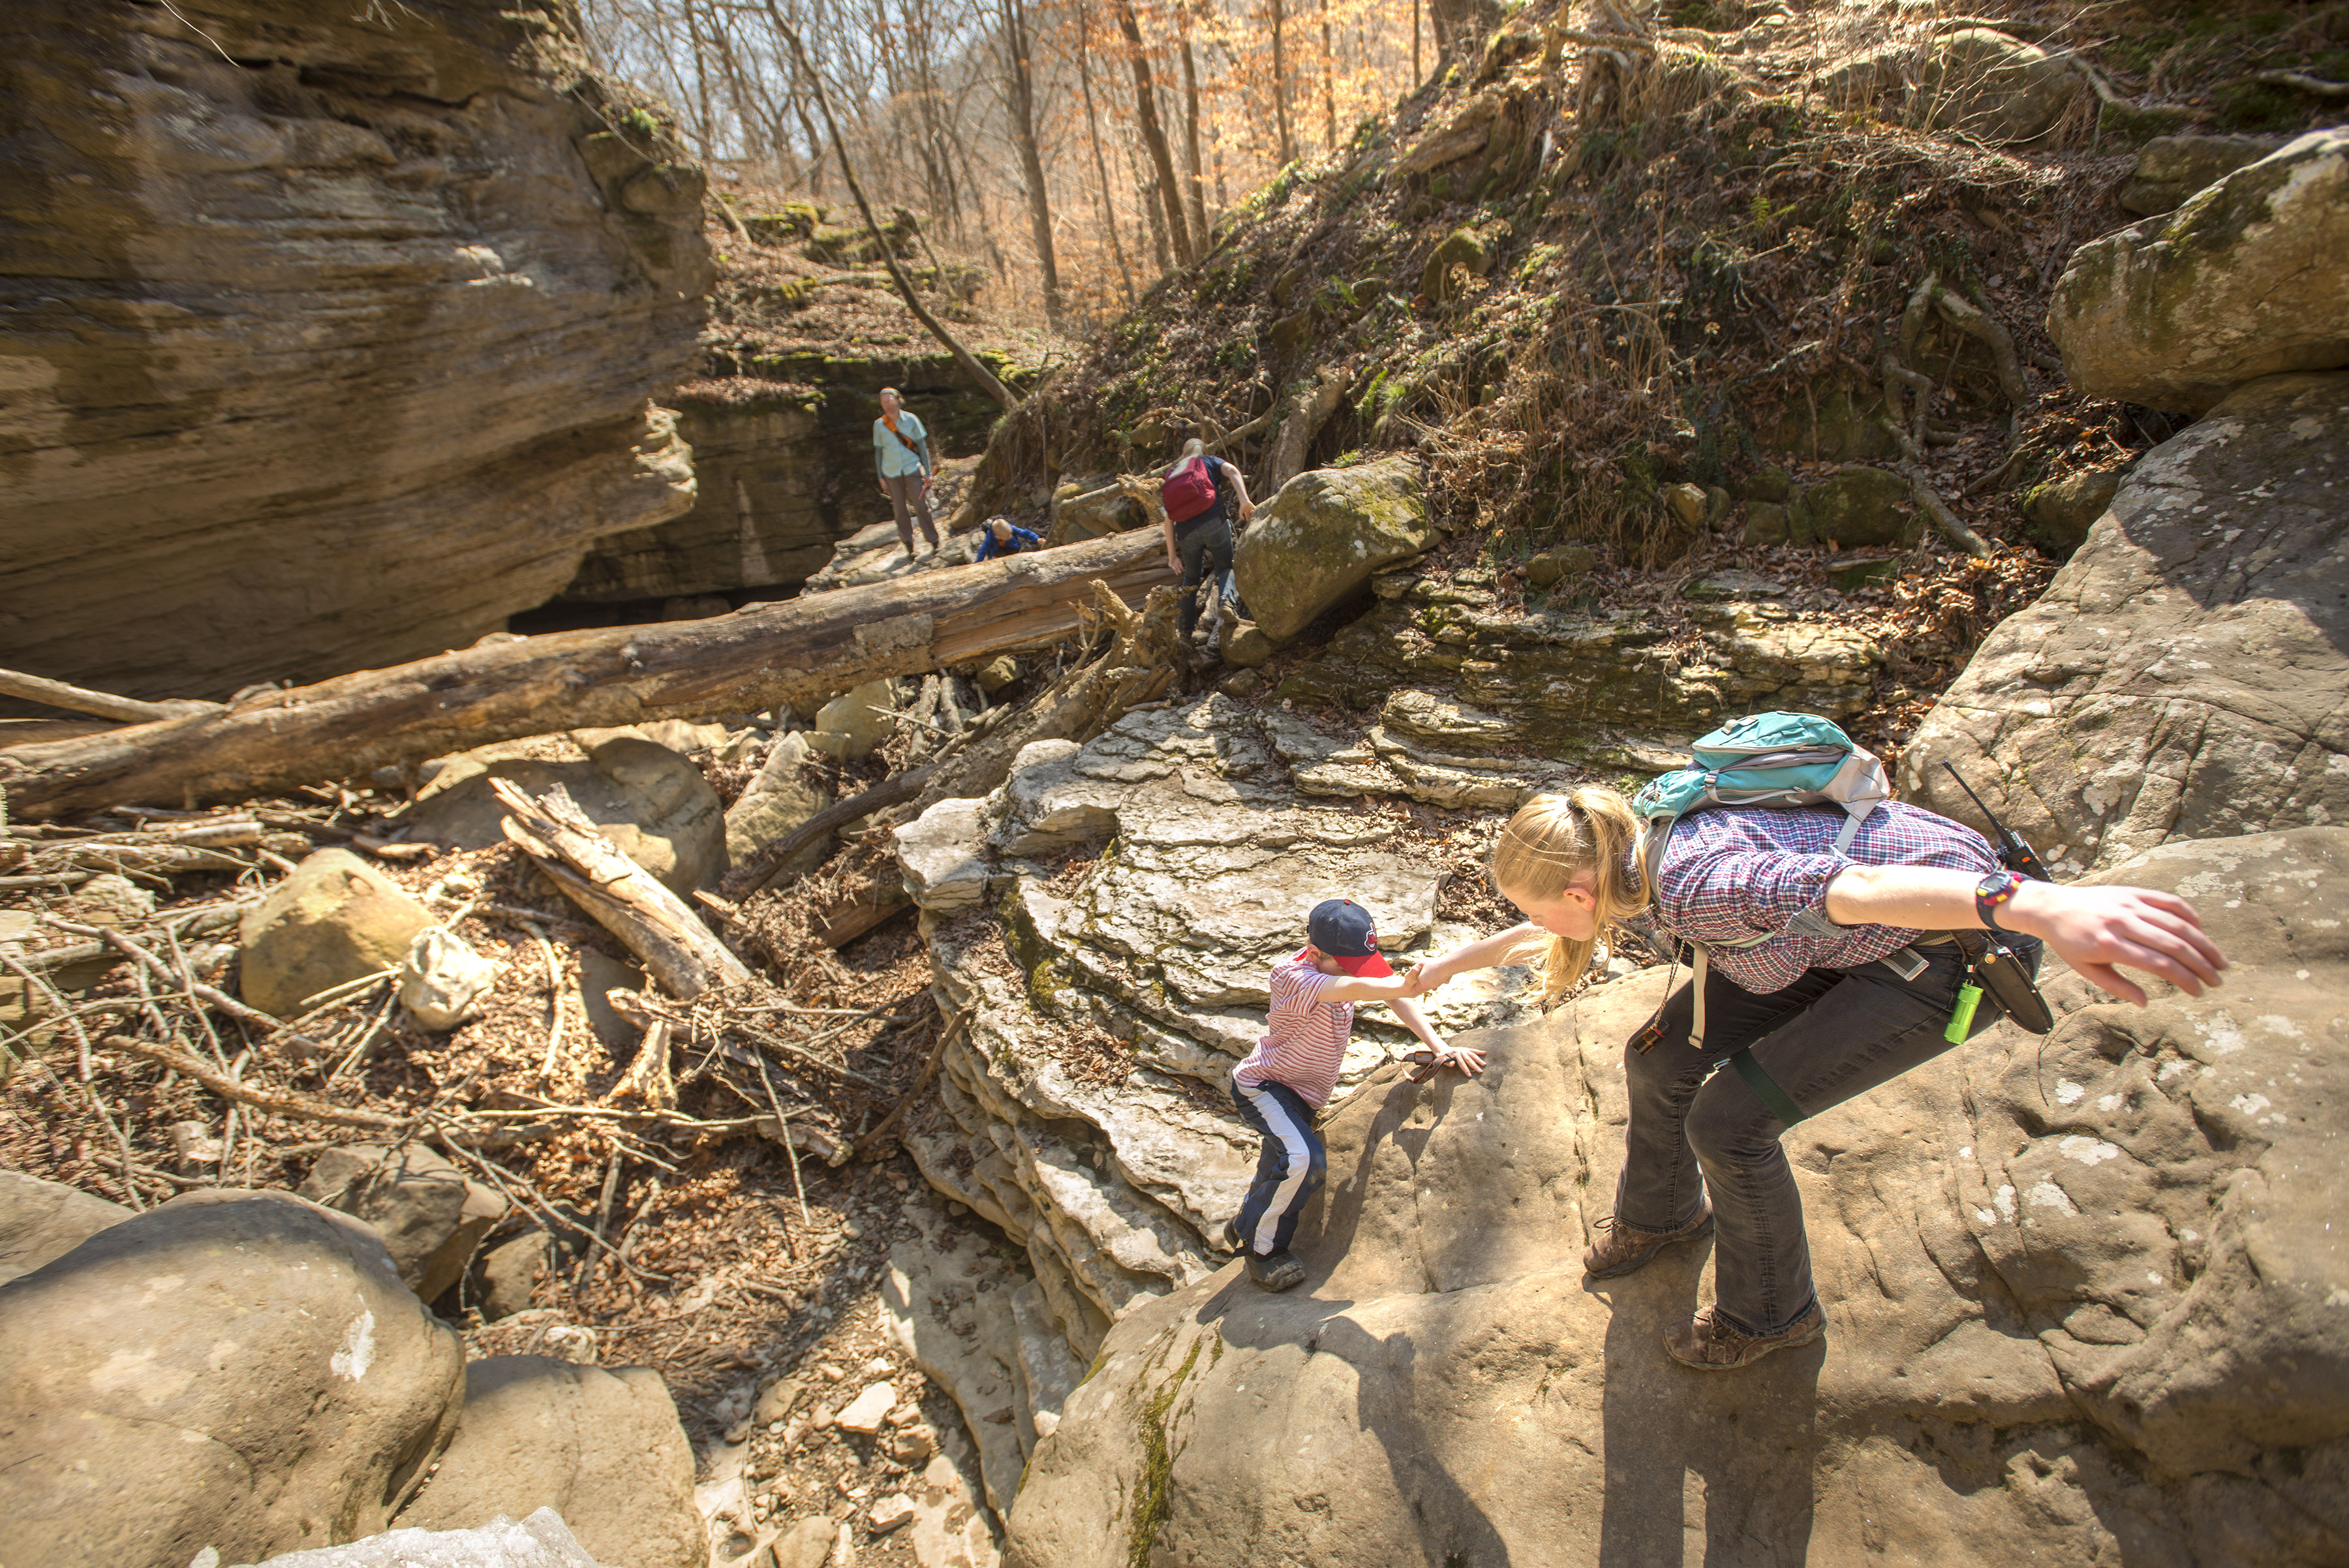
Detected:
left=2013, top=883, right=2228, bottom=1006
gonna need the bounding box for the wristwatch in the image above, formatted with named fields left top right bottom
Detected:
left=1975, top=870, right=2025, bottom=931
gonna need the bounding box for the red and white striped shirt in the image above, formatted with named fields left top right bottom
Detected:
left=1234, top=955, right=1353, bottom=1109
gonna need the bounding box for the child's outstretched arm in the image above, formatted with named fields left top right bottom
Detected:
left=1405, top=922, right=1543, bottom=992
left=1390, top=995, right=1484, bottom=1076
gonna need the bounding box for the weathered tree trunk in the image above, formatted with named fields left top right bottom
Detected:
left=1272, top=0, right=1298, bottom=164
left=0, top=533, right=1178, bottom=820
left=1077, top=7, right=1138, bottom=304
left=1178, top=13, right=1210, bottom=244
left=1000, top=0, right=1064, bottom=328
left=495, top=779, right=753, bottom=999
left=1319, top=0, right=1339, bottom=147
left=1111, top=0, right=1195, bottom=267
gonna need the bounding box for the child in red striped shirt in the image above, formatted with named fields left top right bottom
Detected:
left=1224, top=898, right=1477, bottom=1291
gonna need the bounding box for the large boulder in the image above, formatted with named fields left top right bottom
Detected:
left=1901, top=372, right=2349, bottom=874
left=394, top=1357, right=701, bottom=1568
left=299, top=1143, right=509, bottom=1304
left=722, top=731, right=833, bottom=869
left=1916, top=28, right=2081, bottom=144
left=0, top=1169, right=129, bottom=1284
left=1233, top=457, right=1436, bottom=643
left=0, top=1190, right=466, bottom=1568
left=1007, top=827, right=2349, bottom=1566
left=806, top=678, right=900, bottom=761
left=2050, top=129, right=2349, bottom=414
left=239, top=848, right=434, bottom=1019
left=0, top=0, right=707, bottom=702
left=406, top=735, right=725, bottom=893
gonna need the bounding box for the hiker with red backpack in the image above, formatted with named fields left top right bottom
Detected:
left=1159, top=438, right=1255, bottom=647
left=1404, top=714, right=2229, bottom=1371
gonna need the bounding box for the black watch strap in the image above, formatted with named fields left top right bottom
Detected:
left=1976, top=870, right=2024, bottom=932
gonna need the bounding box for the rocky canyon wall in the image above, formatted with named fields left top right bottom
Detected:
left=0, top=0, right=710, bottom=701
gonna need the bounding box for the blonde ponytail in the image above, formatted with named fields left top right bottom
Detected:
left=1488, top=786, right=1650, bottom=1000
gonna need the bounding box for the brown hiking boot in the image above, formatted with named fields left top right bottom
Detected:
left=1582, top=1204, right=1713, bottom=1280
left=1665, top=1302, right=1826, bottom=1371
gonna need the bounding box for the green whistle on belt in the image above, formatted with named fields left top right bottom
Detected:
left=1944, top=983, right=1984, bottom=1043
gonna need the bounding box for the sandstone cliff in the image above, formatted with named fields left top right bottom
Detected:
left=0, top=0, right=710, bottom=701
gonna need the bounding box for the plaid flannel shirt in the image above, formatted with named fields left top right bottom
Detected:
left=1638, top=801, right=1999, bottom=994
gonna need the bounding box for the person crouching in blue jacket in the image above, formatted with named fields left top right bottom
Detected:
left=973, top=516, right=1042, bottom=561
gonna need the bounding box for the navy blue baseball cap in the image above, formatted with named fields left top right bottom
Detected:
left=1304, top=899, right=1392, bottom=976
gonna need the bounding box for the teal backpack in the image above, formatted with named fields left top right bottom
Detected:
left=1630, top=712, right=1892, bottom=895
left=1629, top=713, right=1894, bottom=1060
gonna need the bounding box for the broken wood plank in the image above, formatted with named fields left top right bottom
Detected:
left=0, top=666, right=224, bottom=726
left=493, top=778, right=752, bottom=1000
left=0, top=530, right=1178, bottom=820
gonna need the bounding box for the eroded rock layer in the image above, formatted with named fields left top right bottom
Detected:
left=0, top=0, right=709, bottom=699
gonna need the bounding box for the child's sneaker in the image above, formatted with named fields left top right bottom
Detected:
left=1246, top=1250, right=1308, bottom=1291
left=1219, top=1218, right=1244, bottom=1254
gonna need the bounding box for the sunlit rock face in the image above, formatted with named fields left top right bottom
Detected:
left=1007, top=827, right=2349, bottom=1568
left=0, top=0, right=709, bottom=700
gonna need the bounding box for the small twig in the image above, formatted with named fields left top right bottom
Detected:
left=739, top=1017, right=897, bottom=1094
left=863, top=703, right=956, bottom=738
left=432, top=1130, right=666, bottom=1285
left=102, top=1034, right=409, bottom=1129
left=3, top=949, right=97, bottom=1080
left=85, top=1081, right=148, bottom=1212
left=517, top=916, right=568, bottom=1079
left=755, top=1051, right=815, bottom=1239
left=50, top=920, right=280, bottom=1031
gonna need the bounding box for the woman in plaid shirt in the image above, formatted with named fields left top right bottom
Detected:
left=1409, top=786, right=2228, bottom=1370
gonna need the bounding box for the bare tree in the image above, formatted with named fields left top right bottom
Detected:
left=761, top=0, right=1018, bottom=407
left=998, top=0, right=1064, bottom=326
left=1075, top=3, right=1138, bottom=305
left=1176, top=3, right=1209, bottom=245
left=1270, top=0, right=1297, bottom=164
left=1110, top=0, right=1194, bottom=268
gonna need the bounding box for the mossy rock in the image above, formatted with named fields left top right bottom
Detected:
left=745, top=202, right=826, bottom=245
left=1742, top=465, right=1796, bottom=504
left=1798, top=467, right=1918, bottom=549
left=1233, top=456, right=1436, bottom=643
left=2023, top=468, right=2123, bottom=558
left=1525, top=544, right=1597, bottom=589
left=1421, top=226, right=1496, bottom=304
left=1742, top=501, right=1790, bottom=545
left=1755, top=386, right=1897, bottom=462
left=2050, top=129, right=2349, bottom=413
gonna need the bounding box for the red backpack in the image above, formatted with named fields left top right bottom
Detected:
left=1160, top=455, right=1220, bottom=523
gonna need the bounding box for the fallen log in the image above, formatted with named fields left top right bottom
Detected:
left=0, top=530, right=1178, bottom=820
left=493, top=778, right=754, bottom=999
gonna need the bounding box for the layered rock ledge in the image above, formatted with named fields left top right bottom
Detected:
left=0, top=0, right=709, bottom=699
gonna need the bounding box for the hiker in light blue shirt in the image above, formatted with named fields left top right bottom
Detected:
left=874, top=386, right=940, bottom=558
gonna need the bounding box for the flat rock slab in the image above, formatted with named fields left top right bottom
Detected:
left=299, top=1143, right=507, bottom=1306
left=1902, top=371, right=2349, bottom=872
left=395, top=1356, right=701, bottom=1568
left=0, top=1190, right=464, bottom=1568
